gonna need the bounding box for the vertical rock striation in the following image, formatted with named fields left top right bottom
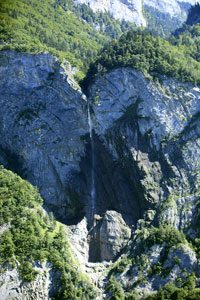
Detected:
left=88, top=67, right=200, bottom=230
left=0, top=51, right=89, bottom=222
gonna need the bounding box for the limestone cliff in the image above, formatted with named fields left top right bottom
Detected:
left=0, top=51, right=89, bottom=222
left=73, top=0, right=196, bottom=28
left=87, top=67, right=200, bottom=295
left=89, top=67, right=200, bottom=231
left=1, top=51, right=200, bottom=298
left=74, top=0, right=146, bottom=26
left=144, top=0, right=196, bottom=18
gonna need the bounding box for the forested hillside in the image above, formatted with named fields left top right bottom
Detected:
left=0, top=166, right=96, bottom=299
left=171, top=3, right=200, bottom=63
left=0, top=0, right=137, bottom=79
left=144, top=6, right=181, bottom=37
left=1, top=0, right=197, bottom=81
left=0, top=0, right=107, bottom=78
left=83, top=29, right=200, bottom=89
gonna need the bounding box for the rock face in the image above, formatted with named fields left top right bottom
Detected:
left=74, top=0, right=195, bottom=28
left=99, top=211, right=131, bottom=261
left=0, top=51, right=144, bottom=227
left=1, top=51, right=200, bottom=231
left=115, top=242, right=198, bottom=295
left=144, top=0, right=196, bottom=18
left=66, top=211, right=131, bottom=263
left=66, top=217, right=89, bottom=265
left=0, top=262, right=59, bottom=300
left=1, top=50, right=200, bottom=298
left=74, top=0, right=146, bottom=26
left=0, top=51, right=89, bottom=222
left=86, top=67, right=200, bottom=294
left=89, top=67, right=200, bottom=230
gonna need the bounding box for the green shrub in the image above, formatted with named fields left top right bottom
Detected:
left=19, top=261, right=39, bottom=281
left=106, top=276, right=125, bottom=300
left=146, top=225, right=186, bottom=249
left=0, top=166, right=95, bottom=298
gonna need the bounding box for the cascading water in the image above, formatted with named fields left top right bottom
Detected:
left=87, top=102, right=95, bottom=223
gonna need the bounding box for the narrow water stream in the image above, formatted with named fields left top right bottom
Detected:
left=87, top=102, right=95, bottom=223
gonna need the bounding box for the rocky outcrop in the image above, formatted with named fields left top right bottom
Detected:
left=99, top=211, right=131, bottom=261
left=0, top=262, right=60, bottom=300
left=66, top=211, right=130, bottom=263
left=74, top=0, right=146, bottom=26
left=74, top=0, right=195, bottom=28
left=113, top=242, right=198, bottom=296
left=86, top=67, right=200, bottom=295
left=0, top=51, right=144, bottom=227
left=144, top=0, right=196, bottom=18
left=66, top=217, right=89, bottom=265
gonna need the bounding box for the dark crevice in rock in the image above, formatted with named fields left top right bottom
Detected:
left=88, top=215, right=103, bottom=262
left=0, top=145, right=26, bottom=179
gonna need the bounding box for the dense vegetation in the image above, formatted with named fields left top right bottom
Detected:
left=106, top=272, right=200, bottom=300
left=1, top=0, right=200, bottom=86
left=171, top=26, right=200, bottom=63
left=82, top=29, right=200, bottom=89
left=144, top=6, right=181, bottom=38
left=0, top=0, right=107, bottom=78
left=62, top=0, right=137, bottom=40
left=0, top=166, right=96, bottom=299
left=0, top=0, right=137, bottom=79
left=145, top=276, right=200, bottom=300
left=146, top=225, right=186, bottom=249
left=186, top=3, right=200, bottom=26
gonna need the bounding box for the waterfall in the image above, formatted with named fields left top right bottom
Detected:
left=87, top=102, right=95, bottom=218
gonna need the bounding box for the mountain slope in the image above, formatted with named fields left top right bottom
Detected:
left=82, top=29, right=200, bottom=89
left=88, top=66, right=200, bottom=297
left=0, top=166, right=96, bottom=299
left=144, top=0, right=196, bottom=18
left=169, top=4, right=200, bottom=62
left=0, top=0, right=108, bottom=77
left=0, top=0, right=139, bottom=78
left=1, top=49, right=200, bottom=298
left=74, top=0, right=146, bottom=26
left=1, top=2, right=200, bottom=300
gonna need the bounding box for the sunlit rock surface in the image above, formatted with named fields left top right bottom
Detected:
left=74, top=0, right=146, bottom=26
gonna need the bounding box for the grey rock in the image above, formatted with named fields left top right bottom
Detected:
left=0, top=51, right=88, bottom=221
left=66, top=217, right=89, bottom=266
left=1, top=51, right=200, bottom=298
left=89, top=68, right=200, bottom=229
left=164, top=244, right=197, bottom=272
left=74, top=0, right=146, bottom=26
left=0, top=262, right=60, bottom=300
left=99, top=211, right=131, bottom=261
left=90, top=68, right=200, bottom=146
left=144, top=0, right=196, bottom=18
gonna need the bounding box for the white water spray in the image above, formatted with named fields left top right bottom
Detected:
left=87, top=102, right=95, bottom=214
